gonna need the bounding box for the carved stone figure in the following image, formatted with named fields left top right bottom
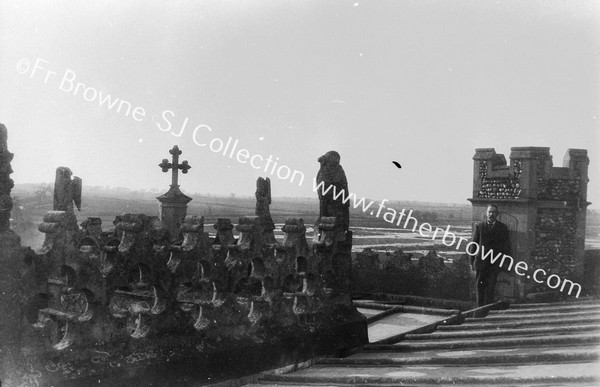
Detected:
left=316, top=151, right=349, bottom=231
left=255, top=177, right=276, bottom=244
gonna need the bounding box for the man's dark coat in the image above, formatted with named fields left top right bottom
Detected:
left=470, top=220, right=512, bottom=272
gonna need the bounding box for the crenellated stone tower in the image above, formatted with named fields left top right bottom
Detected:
left=469, top=147, right=590, bottom=301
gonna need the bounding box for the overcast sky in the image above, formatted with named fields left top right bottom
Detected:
left=1, top=1, right=598, bottom=207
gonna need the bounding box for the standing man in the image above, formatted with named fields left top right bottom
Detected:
left=469, top=204, right=511, bottom=307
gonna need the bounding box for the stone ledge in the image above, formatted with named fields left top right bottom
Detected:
left=7, top=318, right=367, bottom=387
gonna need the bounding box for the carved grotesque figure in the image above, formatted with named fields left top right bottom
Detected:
left=316, top=151, right=349, bottom=231
left=255, top=177, right=272, bottom=219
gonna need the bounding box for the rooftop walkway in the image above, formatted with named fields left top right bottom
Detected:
left=244, top=297, right=600, bottom=386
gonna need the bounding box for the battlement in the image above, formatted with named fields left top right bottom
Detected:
left=472, top=147, right=589, bottom=203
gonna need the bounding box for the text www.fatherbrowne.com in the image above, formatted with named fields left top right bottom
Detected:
left=312, top=179, right=583, bottom=298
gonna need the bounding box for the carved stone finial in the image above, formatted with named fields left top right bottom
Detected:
left=115, top=213, right=147, bottom=253
left=180, top=215, right=204, bottom=251
left=236, top=216, right=263, bottom=252
left=213, top=218, right=235, bottom=248
left=281, top=218, right=309, bottom=257
left=38, top=211, right=67, bottom=254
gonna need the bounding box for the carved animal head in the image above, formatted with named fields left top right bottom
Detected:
left=318, top=151, right=341, bottom=166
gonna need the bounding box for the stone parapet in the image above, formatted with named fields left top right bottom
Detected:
left=6, top=146, right=364, bottom=386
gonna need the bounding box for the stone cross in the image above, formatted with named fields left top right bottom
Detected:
left=159, top=145, right=191, bottom=187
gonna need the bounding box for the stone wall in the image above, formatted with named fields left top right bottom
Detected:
left=351, top=248, right=471, bottom=301
left=531, top=208, right=578, bottom=292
